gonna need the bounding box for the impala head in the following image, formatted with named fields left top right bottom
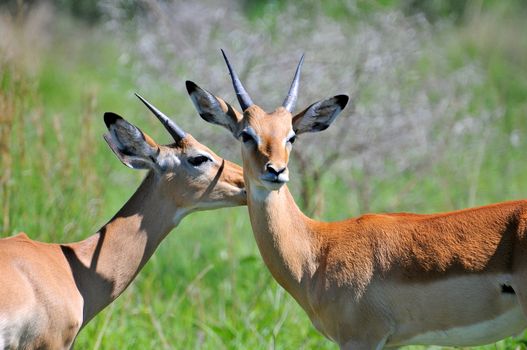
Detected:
left=186, top=50, right=349, bottom=192
left=103, top=94, right=246, bottom=211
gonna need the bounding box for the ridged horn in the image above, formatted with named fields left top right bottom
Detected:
left=282, top=54, right=304, bottom=112
left=221, top=49, right=254, bottom=111
left=135, top=93, right=186, bottom=141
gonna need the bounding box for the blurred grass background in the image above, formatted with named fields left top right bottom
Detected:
left=1, top=0, right=527, bottom=349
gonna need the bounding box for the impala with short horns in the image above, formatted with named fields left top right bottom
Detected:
left=0, top=94, right=245, bottom=349
left=186, top=51, right=527, bottom=350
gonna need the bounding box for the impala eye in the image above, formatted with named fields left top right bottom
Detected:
left=240, top=131, right=255, bottom=144
left=288, top=135, right=296, bottom=144
left=188, top=155, right=211, bottom=167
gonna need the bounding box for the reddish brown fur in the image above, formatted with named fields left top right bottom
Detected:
left=314, top=200, right=525, bottom=290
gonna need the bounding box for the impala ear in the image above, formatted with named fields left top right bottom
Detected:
left=103, top=112, right=160, bottom=170
left=292, top=95, right=349, bottom=135
left=186, top=80, right=243, bottom=137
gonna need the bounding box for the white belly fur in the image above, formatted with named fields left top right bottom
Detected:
left=400, top=306, right=526, bottom=346
left=381, top=274, right=527, bottom=347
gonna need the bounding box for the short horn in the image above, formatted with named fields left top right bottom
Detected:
left=282, top=54, right=304, bottom=112
left=221, top=49, right=254, bottom=111
left=135, top=93, right=186, bottom=141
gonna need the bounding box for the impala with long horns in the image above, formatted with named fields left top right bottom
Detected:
left=0, top=95, right=245, bottom=349
left=186, top=50, right=527, bottom=350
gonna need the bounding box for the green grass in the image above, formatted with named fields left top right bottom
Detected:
left=2, top=3, right=527, bottom=349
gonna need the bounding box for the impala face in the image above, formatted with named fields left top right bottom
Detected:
left=103, top=95, right=245, bottom=212
left=237, top=105, right=295, bottom=191
left=186, top=51, right=349, bottom=193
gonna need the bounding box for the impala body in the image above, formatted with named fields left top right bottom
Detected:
left=186, top=51, right=527, bottom=349
left=0, top=96, right=245, bottom=349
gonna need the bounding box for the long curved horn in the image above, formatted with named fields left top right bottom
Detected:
left=282, top=54, right=304, bottom=112
left=221, top=49, right=254, bottom=111
left=135, top=93, right=186, bottom=141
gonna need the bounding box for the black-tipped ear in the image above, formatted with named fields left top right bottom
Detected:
left=186, top=80, right=243, bottom=137
left=104, top=112, right=123, bottom=128
left=333, top=95, right=349, bottom=110
left=292, top=95, right=349, bottom=135
left=185, top=80, right=199, bottom=95
left=103, top=112, right=160, bottom=170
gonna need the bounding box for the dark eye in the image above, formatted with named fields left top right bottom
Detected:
left=288, top=135, right=296, bottom=144
left=240, top=131, right=255, bottom=143
left=188, top=155, right=211, bottom=167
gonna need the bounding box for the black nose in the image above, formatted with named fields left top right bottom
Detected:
left=266, top=163, right=286, bottom=176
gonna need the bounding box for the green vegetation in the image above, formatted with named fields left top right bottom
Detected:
left=1, top=1, right=527, bottom=348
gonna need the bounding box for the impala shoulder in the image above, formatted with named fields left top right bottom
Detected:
left=13, top=232, right=31, bottom=240
left=2, top=232, right=34, bottom=244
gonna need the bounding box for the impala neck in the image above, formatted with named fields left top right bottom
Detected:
left=63, top=172, right=184, bottom=326
left=247, top=182, right=320, bottom=304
